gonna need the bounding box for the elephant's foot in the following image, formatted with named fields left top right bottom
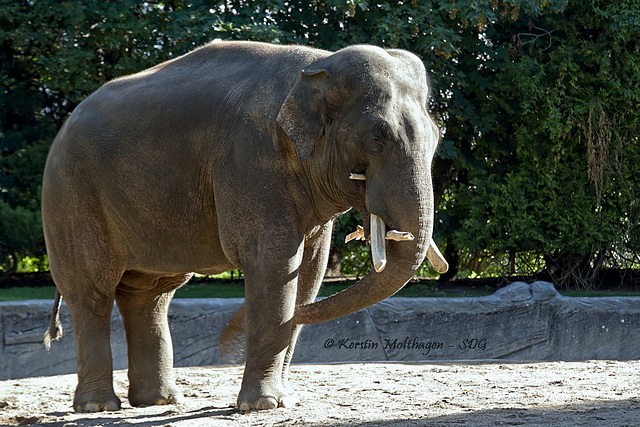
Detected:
left=129, top=384, right=184, bottom=407
left=237, top=384, right=299, bottom=411
left=284, top=393, right=300, bottom=406
left=73, top=392, right=121, bottom=412
left=281, top=379, right=300, bottom=407
left=238, top=394, right=299, bottom=411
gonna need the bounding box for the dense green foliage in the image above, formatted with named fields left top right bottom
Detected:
left=439, top=1, right=640, bottom=287
left=1, top=0, right=638, bottom=287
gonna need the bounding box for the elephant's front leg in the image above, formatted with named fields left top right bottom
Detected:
left=238, top=240, right=304, bottom=411
left=281, top=222, right=333, bottom=398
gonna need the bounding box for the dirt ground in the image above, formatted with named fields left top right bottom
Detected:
left=0, top=361, right=639, bottom=426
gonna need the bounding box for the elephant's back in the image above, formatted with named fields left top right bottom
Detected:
left=107, top=41, right=328, bottom=118
left=52, top=41, right=327, bottom=164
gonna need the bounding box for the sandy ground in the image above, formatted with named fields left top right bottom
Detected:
left=1, top=361, right=639, bottom=426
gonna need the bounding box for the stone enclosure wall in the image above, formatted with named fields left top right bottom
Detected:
left=1, top=281, right=639, bottom=380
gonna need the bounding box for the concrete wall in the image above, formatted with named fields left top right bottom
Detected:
left=1, top=281, right=639, bottom=380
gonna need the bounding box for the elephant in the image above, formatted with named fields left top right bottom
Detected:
left=41, top=40, right=448, bottom=412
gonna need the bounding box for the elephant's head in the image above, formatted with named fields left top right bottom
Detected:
left=277, top=45, right=447, bottom=324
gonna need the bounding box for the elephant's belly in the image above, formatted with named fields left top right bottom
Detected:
left=117, top=219, right=237, bottom=276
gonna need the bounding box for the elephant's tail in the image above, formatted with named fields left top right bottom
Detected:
left=218, top=305, right=245, bottom=363
left=43, top=289, right=63, bottom=350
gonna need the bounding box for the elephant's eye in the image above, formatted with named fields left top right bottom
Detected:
left=361, top=130, right=387, bottom=155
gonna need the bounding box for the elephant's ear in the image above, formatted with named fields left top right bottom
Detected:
left=277, top=68, right=331, bottom=161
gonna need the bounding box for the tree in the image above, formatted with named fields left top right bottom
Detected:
left=443, top=0, right=640, bottom=287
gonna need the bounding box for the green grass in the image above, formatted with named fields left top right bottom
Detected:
left=0, top=286, right=58, bottom=301
left=174, top=281, right=246, bottom=298
left=1, top=281, right=639, bottom=301
left=0, top=282, right=430, bottom=301
left=558, top=290, right=640, bottom=298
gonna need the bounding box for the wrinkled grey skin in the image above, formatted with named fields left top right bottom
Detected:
left=42, top=41, right=442, bottom=412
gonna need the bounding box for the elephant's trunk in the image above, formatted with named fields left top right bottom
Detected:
left=292, top=231, right=426, bottom=324
left=292, top=179, right=436, bottom=324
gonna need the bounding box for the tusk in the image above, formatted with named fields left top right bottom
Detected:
left=427, top=238, right=449, bottom=274
left=385, top=230, right=415, bottom=241
left=349, top=173, right=366, bottom=180
left=370, top=214, right=387, bottom=272
left=345, top=225, right=365, bottom=243
left=346, top=227, right=415, bottom=243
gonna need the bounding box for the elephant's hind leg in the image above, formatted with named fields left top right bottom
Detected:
left=61, top=279, right=121, bottom=412
left=115, top=273, right=191, bottom=407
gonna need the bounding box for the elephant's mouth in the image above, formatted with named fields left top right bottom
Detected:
left=347, top=172, right=448, bottom=274
left=345, top=214, right=415, bottom=273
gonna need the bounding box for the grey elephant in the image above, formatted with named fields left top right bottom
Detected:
left=42, top=40, right=448, bottom=412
